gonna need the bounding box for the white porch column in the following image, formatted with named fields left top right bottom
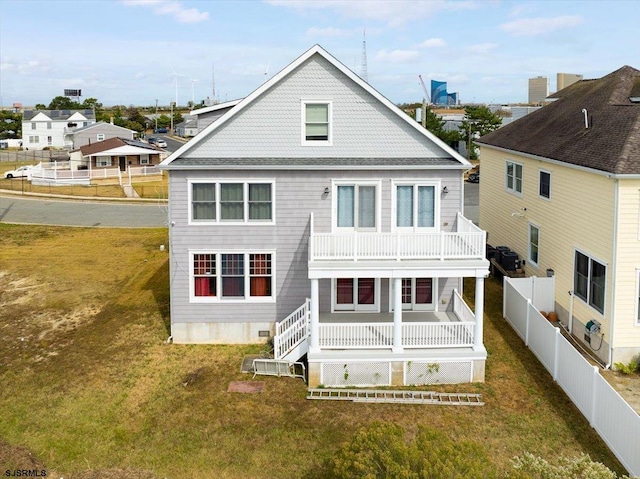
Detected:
left=309, top=278, right=320, bottom=353
left=393, top=277, right=403, bottom=353
left=473, top=276, right=485, bottom=349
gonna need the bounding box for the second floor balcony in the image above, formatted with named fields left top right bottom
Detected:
left=308, top=212, right=486, bottom=264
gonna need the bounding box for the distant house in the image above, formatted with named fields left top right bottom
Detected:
left=175, top=116, right=198, bottom=138
left=22, top=109, right=96, bottom=150
left=160, top=45, right=490, bottom=388
left=477, top=65, right=640, bottom=367
left=69, top=137, right=164, bottom=172
left=189, top=99, right=242, bottom=135
left=69, top=122, right=136, bottom=149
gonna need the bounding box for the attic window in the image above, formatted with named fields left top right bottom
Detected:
left=303, top=102, right=331, bottom=145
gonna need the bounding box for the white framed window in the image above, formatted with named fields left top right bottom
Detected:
left=574, top=250, right=606, bottom=315
left=47, top=136, right=52, bottom=145
left=29, top=136, right=39, bottom=143
left=97, top=134, right=105, bottom=141
left=302, top=101, right=331, bottom=145
left=333, top=181, right=380, bottom=231
left=190, top=251, right=274, bottom=303
left=391, top=278, right=437, bottom=311
left=393, top=182, right=438, bottom=231
left=332, top=278, right=379, bottom=312
left=47, top=122, right=52, bottom=130
left=539, top=170, right=551, bottom=199
left=140, top=154, right=150, bottom=165
left=96, top=156, right=112, bottom=167
left=506, top=160, right=523, bottom=195
left=189, top=180, right=275, bottom=225
left=636, top=269, right=640, bottom=326
left=528, top=223, right=539, bottom=267
left=31, top=122, right=36, bottom=130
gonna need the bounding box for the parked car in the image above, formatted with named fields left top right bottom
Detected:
left=154, top=128, right=168, bottom=134
left=467, top=171, right=479, bottom=183
left=155, top=139, right=168, bottom=148
left=4, top=165, right=34, bottom=179
left=148, top=137, right=158, bottom=145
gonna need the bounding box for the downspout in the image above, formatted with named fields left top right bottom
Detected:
left=605, top=179, right=619, bottom=369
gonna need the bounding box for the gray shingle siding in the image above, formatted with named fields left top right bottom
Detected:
left=184, top=56, right=448, bottom=160
left=167, top=168, right=462, bottom=325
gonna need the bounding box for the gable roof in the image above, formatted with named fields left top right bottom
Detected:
left=23, top=109, right=96, bottom=121
left=477, top=66, right=640, bottom=175
left=71, top=121, right=135, bottom=134
left=190, top=99, right=243, bottom=116
left=161, top=44, right=468, bottom=168
left=77, top=137, right=161, bottom=156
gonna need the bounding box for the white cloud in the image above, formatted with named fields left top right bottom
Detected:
left=0, top=58, right=52, bottom=74
left=267, top=0, right=476, bottom=27
left=121, top=0, right=209, bottom=23
left=306, top=26, right=351, bottom=37
left=420, top=38, right=447, bottom=48
left=375, top=49, right=420, bottom=63
left=500, top=15, right=582, bottom=36
left=468, top=42, right=498, bottom=55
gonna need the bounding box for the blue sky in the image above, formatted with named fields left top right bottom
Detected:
left=1, top=0, right=638, bottom=108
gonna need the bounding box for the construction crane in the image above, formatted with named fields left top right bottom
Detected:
left=418, top=75, right=431, bottom=128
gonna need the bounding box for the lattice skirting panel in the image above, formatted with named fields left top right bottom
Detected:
left=404, top=361, right=472, bottom=385
left=321, top=362, right=391, bottom=387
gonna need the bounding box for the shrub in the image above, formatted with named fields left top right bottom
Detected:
left=508, top=452, right=631, bottom=479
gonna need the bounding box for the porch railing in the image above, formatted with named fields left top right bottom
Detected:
left=318, top=321, right=475, bottom=349
left=274, top=299, right=310, bottom=359
left=309, top=213, right=485, bottom=262
left=453, top=289, right=476, bottom=323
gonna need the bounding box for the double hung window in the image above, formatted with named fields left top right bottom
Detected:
left=303, top=102, right=331, bottom=144
left=192, top=252, right=274, bottom=301
left=506, top=161, right=523, bottom=195
left=190, top=181, right=274, bottom=224
left=539, top=170, right=551, bottom=199
left=336, top=183, right=378, bottom=230
left=574, top=251, right=606, bottom=314
left=96, top=156, right=111, bottom=167
left=528, top=224, right=540, bottom=266
left=395, top=183, right=436, bottom=230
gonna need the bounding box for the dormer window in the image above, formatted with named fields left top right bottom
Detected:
left=302, top=101, right=331, bottom=145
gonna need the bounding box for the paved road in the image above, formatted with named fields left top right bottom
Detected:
left=0, top=195, right=168, bottom=227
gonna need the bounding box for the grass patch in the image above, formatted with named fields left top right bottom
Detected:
left=0, top=226, right=628, bottom=478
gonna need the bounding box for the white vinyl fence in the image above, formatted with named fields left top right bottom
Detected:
left=503, top=276, right=640, bottom=477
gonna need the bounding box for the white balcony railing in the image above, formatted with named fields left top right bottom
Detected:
left=309, top=213, right=486, bottom=262
left=318, top=321, right=475, bottom=349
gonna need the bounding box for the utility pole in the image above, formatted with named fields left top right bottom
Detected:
left=155, top=99, right=158, bottom=133
left=170, top=101, right=174, bottom=133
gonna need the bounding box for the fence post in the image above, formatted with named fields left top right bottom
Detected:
left=553, top=327, right=560, bottom=381
left=590, top=365, right=598, bottom=427
left=502, top=276, right=508, bottom=319
left=525, top=299, right=531, bottom=346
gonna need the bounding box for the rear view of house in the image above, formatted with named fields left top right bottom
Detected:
left=160, top=45, right=489, bottom=388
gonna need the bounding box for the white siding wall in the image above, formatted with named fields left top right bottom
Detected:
left=185, top=56, right=447, bottom=159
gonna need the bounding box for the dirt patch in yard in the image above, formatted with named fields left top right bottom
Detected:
left=600, top=370, right=640, bottom=415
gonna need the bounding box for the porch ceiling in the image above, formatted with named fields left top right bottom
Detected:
left=308, top=258, right=490, bottom=279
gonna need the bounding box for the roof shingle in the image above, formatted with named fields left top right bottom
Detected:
left=478, top=66, right=640, bottom=175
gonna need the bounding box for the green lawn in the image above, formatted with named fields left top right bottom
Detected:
left=0, top=224, right=628, bottom=478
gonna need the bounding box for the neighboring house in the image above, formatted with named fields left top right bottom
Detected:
left=175, top=116, right=198, bottom=138
left=189, top=99, right=242, bottom=134
left=69, top=121, right=136, bottom=149
left=159, top=45, right=490, bottom=388
left=477, top=65, right=640, bottom=367
left=70, top=137, right=163, bottom=172
left=22, top=109, right=96, bottom=150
